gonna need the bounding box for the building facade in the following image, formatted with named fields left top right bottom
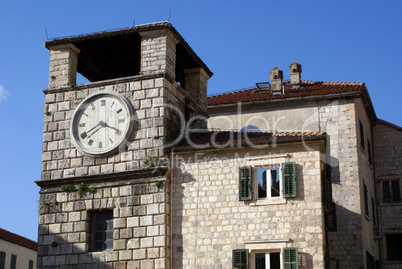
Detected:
left=0, top=228, right=38, bottom=269
left=36, top=23, right=401, bottom=268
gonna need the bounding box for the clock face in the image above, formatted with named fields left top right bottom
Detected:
left=70, top=92, right=134, bottom=156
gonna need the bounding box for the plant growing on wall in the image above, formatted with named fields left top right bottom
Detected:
left=77, top=182, right=95, bottom=198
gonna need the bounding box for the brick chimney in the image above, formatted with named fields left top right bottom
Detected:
left=270, top=67, right=283, bottom=93
left=289, top=61, right=302, bottom=85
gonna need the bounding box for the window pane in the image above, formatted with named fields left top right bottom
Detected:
left=91, top=211, right=113, bottom=252
left=391, top=181, right=401, bottom=202
left=258, top=168, right=267, bottom=198
left=383, top=181, right=391, bottom=203
left=270, top=253, right=280, bottom=269
left=386, top=234, right=402, bottom=260
left=255, top=253, right=266, bottom=269
left=271, top=168, right=280, bottom=197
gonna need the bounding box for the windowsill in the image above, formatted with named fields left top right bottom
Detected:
left=384, top=260, right=402, bottom=265
left=250, top=197, right=287, bottom=206
left=379, top=202, right=402, bottom=207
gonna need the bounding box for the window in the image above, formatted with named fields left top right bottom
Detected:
left=360, top=120, right=365, bottom=149
left=257, top=167, right=280, bottom=199
left=238, top=162, right=296, bottom=201
left=234, top=249, right=298, bottom=269
left=382, top=180, right=401, bottom=203
left=371, top=197, right=376, bottom=225
left=10, top=255, right=16, bottom=269
left=255, top=252, right=281, bottom=269
left=90, top=211, right=113, bottom=251
left=367, top=139, right=372, bottom=165
left=366, top=251, right=375, bottom=269
left=364, top=183, right=369, bottom=217
left=28, top=260, right=33, bottom=269
left=386, top=234, right=402, bottom=261
left=0, top=251, right=5, bottom=269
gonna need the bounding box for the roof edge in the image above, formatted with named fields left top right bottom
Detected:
left=0, top=228, right=38, bottom=251
left=44, top=22, right=213, bottom=77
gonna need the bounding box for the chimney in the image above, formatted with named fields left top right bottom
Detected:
left=270, top=67, right=283, bottom=93
left=289, top=61, right=302, bottom=86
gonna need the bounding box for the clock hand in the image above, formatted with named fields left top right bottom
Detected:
left=86, top=122, right=101, bottom=134
left=86, top=126, right=103, bottom=139
left=104, top=123, right=122, bottom=135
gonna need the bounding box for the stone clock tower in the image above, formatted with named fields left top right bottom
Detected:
left=36, top=22, right=212, bottom=268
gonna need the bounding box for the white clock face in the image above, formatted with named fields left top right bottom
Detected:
left=71, top=92, right=134, bottom=156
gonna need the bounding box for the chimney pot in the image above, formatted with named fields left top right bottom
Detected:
left=270, top=67, right=283, bottom=93
left=289, top=61, right=302, bottom=85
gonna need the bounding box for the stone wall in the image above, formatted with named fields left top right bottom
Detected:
left=373, top=120, right=402, bottom=268
left=169, top=142, right=326, bottom=268
left=37, top=175, right=168, bottom=269
left=208, top=97, right=373, bottom=268
left=42, top=76, right=169, bottom=181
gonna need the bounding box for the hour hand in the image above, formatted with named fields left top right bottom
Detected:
left=104, top=123, right=122, bottom=135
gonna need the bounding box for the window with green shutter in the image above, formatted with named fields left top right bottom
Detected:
left=284, top=248, right=298, bottom=269
left=282, top=162, right=296, bottom=197
left=0, top=251, right=5, bottom=269
left=10, top=255, right=16, bottom=269
left=232, top=249, right=248, bottom=269
left=239, top=166, right=252, bottom=201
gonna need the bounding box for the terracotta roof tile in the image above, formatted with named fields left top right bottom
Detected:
left=207, top=81, right=364, bottom=106
left=0, top=228, right=38, bottom=251
left=170, top=131, right=326, bottom=151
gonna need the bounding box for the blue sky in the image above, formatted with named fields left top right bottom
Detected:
left=0, top=0, right=401, bottom=241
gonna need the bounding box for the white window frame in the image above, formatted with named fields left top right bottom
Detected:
left=251, top=166, right=286, bottom=206
left=251, top=250, right=283, bottom=269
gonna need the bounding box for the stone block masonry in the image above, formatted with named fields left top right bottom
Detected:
left=42, top=76, right=168, bottom=181
left=37, top=177, right=169, bottom=268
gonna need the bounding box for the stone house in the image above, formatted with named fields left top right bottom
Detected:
left=36, top=22, right=401, bottom=268
left=0, top=228, right=38, bottom=269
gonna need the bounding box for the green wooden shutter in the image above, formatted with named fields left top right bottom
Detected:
left=283, top=162, right=296, bottom=197
left=284, top=248, right=298, bottom=269
left=10, top=255, right=16, bottom=269
left=239, top=166, right=252, bottom=201
left=364, top=184, right=369, bottom=216
left=0, top=251, right=5, bottom=269
left=232, top=249, right=248, bottom=269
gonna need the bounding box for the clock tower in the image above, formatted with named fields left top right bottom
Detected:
left=36, top=22, right=212, bottom=268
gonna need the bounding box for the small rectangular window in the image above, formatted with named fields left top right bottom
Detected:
left=367, top=139, right=372, bottom=165
left=90, top=211, right=113, bottom=251
left=257, top=167, right=280, bottom=199
left=360, top=120, right=365, bottom=149
left=371, top=197, right=376, bottom=225
left=386, top=234, right=402, bottom=260
left=0, top=251, right=5, bottom=269
left=10, top=255, right=16, bottom=269
left=29, top=260, right=33, bottom=269
left=364, top=183, right=369, bottom=217
left=382, top=180, right=401, bottom=203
